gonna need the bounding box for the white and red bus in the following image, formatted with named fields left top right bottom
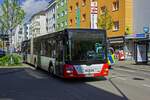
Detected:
left=22, top=29, right=109, bottom=78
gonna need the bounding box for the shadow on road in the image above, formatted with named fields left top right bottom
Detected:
left=0, top=68, right=129, bottom=100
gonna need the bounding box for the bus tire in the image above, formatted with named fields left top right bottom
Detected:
left=34, top=59, right=38, bottom=69
left=48, top=63, right=54, bottom=76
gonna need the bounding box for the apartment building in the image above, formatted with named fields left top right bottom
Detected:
left=55, top=0, right=98, bottom=31
left=23, top=23, right=32, bottom=40
left=68, top=0, right=91, bottom=28
left=30, top=11, right=47, bottom=38
left=98, top=0, right=133, bottom=48
left=12, top=25, right=24, bottom=52
left=46, top=0, right=56, bottom=33
left=56, top=0, right=68, bottom=31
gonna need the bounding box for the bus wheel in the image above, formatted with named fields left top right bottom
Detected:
left=34, top=59, right=38, bottom=69
left=48, top=64, right=54, bottom=76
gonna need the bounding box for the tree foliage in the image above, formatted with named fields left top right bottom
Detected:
left=0, top=0, right=25, bottom=34
left=0, top=0, right=25, bottom=55
left=97, top=7, right=113, bottom=30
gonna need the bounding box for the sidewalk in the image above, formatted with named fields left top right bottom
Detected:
left=113, top=60, right=150, bottom=72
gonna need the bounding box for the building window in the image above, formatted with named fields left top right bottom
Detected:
left=113, top=21, right=119, bottom=31
left=76, top=2, right=79, bottom=9
left=53, top=24, right=55, bottom=29
left=82, top=14, right=86, bottom=22
left=82, top=0, right=86, bottom=6
left=101, top=6, right=106, bottom=14
left=70, top=6, right=73, bottom=12
left=75, top=17, right=77, bottom=24
left=112, top=0, right=119, bottom=11
left=70, top=19, right=73, bottom=26
left=53, top=14, right=55, bottom=19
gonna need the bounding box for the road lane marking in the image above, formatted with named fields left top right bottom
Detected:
left=115, top=68, right=135, bottom=73
left=111, top=75, right=127, bottom=81
left=142, top=84, right=150, bottom=88
left=117, top=77, right=126, bottom=81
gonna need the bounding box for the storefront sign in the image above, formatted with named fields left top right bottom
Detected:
left=125, top=33, right=146, bottom=39
left=143, top=27, right=149, bottom=33
left=91, top=1, right=97, bottom=29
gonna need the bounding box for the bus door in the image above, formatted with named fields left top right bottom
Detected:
left=55, top=39, right=64, bottom=76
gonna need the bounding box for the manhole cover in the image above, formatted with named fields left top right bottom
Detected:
left=133, top=77, right=144, bottom=80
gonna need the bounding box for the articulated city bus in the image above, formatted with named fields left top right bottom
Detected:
left=22, top=29, right=109, bottom=78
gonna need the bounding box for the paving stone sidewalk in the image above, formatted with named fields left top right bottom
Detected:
left=114, top=60, right=150, bottom=72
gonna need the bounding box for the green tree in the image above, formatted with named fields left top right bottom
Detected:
left=0, top=18, right=7, bottom=51
left=0, top=0, right=25, bottom=64
left=0, top=0, right=25, bottom=53
left=97, top=7, right=113, bottom=30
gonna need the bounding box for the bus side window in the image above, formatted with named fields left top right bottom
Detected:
left=41, top=40, right=46, bottom=56
left=56, top=40, right=63, bottom=61
left=45, top=39, right=52, bottom=57
left=52, top=40, right=56, bottom=58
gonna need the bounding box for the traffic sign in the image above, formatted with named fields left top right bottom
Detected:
left=143, top=27, right=149, bottom=33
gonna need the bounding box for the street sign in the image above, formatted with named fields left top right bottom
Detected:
left=91, top=1, right=98, bottom=29
left=143, top=27, right=149, bottom=33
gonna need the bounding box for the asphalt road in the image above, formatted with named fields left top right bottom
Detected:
left=0, top=65, right=150, bottom=100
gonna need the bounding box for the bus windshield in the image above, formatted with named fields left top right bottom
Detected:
left=67, top=30, right=106, bottom=63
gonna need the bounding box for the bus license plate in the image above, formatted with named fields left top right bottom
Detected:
left=85, top=74, right=94, bottom=77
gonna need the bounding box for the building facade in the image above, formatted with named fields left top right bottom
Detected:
left=98, top=0, right=133, bottom=48
left=30, top=11, right=47, bottom=38
left=55, top=0, right=98, bottom=31
left=46, top=0, right=56, bottom=33
left=133, top=0, right=150, bottom=33
left=125, top=0, right=150, bottom=61
left=56, top=0, right=68, bottom=31
left=68, top=0, right=92, bottom=28
left=23, top=23, right=32, bottom=40
left=12, top=25, right=24, bottom=52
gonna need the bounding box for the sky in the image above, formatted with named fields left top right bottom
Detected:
left=0, top=0, right=50, bottom=22
left=0, top=0, right=3, bottom=4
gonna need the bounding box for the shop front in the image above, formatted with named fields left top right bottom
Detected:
left=125, top=33, right=150, bottom=64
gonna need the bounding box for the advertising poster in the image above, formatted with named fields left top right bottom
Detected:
left=136, top=44, right=147, bottom=62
